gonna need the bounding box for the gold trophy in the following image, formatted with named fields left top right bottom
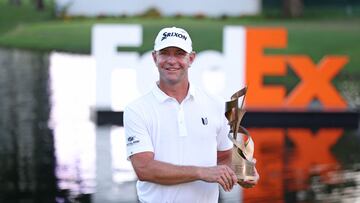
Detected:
left=225, top=87, right=257, bottom=182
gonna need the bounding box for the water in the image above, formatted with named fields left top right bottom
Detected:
left=94, top=126, right=360, bottom=203
left=241, top=128, right=360, bottom=202
left=0, top=48, right=359, bottom=203
left=0, top=48, right=56, bottom=202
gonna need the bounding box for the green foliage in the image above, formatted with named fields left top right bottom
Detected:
left=0, top=0, right=55, bottom=34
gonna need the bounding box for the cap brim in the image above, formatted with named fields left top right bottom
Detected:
left=154, top=41, right=192, bottom=53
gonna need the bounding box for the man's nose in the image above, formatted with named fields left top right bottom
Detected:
left=166, top=55, right=177, bottom=63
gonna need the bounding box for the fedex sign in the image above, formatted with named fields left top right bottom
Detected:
left=245, top=28, right=348, bottom=110
left=92, top=24, right=348, bottom=111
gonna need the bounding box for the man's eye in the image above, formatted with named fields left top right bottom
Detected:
left=176, top=52, right=186, bottom=56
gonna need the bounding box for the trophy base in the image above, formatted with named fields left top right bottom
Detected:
left=232, top=147, right=257, bottom=183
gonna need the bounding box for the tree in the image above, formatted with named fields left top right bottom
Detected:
left=283, top=0, right=304, bottom=18
left=35, top=0, right=45, bottom=11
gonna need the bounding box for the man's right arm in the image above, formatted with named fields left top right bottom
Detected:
left=125, top=105, right=237, bottom=191
left=130, top=151, right=237, bottom=192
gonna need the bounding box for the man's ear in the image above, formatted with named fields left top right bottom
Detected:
left=152, top=51, right=157, bottom=61
left=189, top=51, right=196, bottom=65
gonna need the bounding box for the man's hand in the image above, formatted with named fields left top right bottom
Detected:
left=238, top=166, right=260, bottom=188
left=198, top=165, right=238, bottom=192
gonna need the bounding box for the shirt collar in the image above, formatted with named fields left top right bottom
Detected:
left=152, top=82, right=196, bottom=103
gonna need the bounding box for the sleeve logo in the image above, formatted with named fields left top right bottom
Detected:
left=127, top=136, right=140, bottom=146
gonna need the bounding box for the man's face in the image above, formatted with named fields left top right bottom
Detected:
left=152, top=47, right=195, bottom=86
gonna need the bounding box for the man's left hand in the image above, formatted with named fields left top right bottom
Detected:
left=238, top=167, right=259, bottom=188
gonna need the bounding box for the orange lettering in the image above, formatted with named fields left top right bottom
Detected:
left=246, top=28, right=287, bottom=109
left=244, top=128, right=285, bottom=202
left=286, top=128, right=343, bottom=190
left=245, top=28, right=349, bottom=110
left=286, top=56, right=348, bottom=109
left=243, top=128, right=345, bottom=199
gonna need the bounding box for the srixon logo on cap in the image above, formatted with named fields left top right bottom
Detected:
left=161, top=32, right=187, bottom=41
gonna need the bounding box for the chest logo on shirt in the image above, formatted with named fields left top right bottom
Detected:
left=127, top=136, right=140, bottom=146
left=201, top=117, right=208, bottom=125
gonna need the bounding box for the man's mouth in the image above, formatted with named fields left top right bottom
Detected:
left=165, top=67, right=180, bottom=71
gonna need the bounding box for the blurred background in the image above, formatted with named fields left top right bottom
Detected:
left=0, top=0, right=359, bottom=202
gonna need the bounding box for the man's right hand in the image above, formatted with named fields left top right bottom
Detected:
left=198, top=165, right=238, bottom=192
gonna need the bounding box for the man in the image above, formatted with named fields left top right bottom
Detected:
left=124, top=26, right=258, bottom=203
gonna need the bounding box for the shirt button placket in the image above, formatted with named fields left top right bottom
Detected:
left=178, top=104, right=187, bottom=137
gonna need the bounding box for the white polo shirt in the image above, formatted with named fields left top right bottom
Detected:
left=124, top=83, right=232, bottom=203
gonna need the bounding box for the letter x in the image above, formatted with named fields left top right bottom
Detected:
left=285, top=56, right=348, bottom=109
left=287, top=128, right=343, bottom=174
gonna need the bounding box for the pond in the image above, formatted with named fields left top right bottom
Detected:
left=0, top=48, right=359, bottom=203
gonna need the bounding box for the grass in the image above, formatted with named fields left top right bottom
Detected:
left=0, top=1, right=359, bottom=76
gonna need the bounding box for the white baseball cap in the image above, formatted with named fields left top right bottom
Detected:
left=154, top=27, right=193, bottom=53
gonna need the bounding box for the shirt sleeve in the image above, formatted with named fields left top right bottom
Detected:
left=124, top=105, right=154, bottom=159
